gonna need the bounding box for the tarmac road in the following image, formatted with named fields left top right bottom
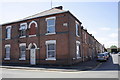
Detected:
left=1, top=54, right=119, bottom=78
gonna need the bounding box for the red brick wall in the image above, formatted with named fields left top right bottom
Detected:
left=2, top=13, right=70, bottom=65
left=67, top=13, right=83, bottom=65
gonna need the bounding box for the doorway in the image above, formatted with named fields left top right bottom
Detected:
left=30, top=45, right=36, bottom=65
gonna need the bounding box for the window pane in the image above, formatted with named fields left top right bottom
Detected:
left=21, top=51, right=25, bottom=58
left=48, top=51, right=55, bottom=58
left=48, top=44, right=55, bottom=50
left=6, top=28, right=11, bottom=38
left=47, top=26, right=55, bottom=33
left=76, top=44, right=80, bottom=57
left=31, top=45, right=35, bottom=49
left=78, top=25, right=80, bottom=35
left=76, top=24, right=79, bottom=36
left=20, top=46, right=26, bottom=51
left=20, top=30, right=26, bottom=36
left=20, top=46, right=26, bottom=58
left=6, top=47, right=10, bottom=58
left=77, top=52, right=80, bottom=57
left=21, top=25, right=26, bottom=29
left=20, top=24, right=27, bottom=30
left=47, top=19, right=55, bottom=26
left=77, top=45, right=79, bottom=51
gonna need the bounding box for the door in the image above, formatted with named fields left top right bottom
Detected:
left=30, top=49, right=36, bottom=65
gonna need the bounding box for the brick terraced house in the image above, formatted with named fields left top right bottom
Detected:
left=1, top=6, right=104, bottom=65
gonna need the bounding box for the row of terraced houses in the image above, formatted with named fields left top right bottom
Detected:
left=1, top=6, right=105, bottom=65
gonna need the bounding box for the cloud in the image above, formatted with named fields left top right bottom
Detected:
left=88, top=27, right=118, bottom=48
left=106, top=41, right=118, bottom=48
left=109, top=33, right=118, bottom=38
left=99, top=27, right=111, bottom=31
left=102, top=40, right=118, bottom=48
left=95, top=36, right=118, bottom=48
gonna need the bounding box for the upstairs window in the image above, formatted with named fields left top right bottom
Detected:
left=46, top=17, right=56, bottom=34
left=28, top=21, right=37, bottom=37
left=19, top=43, right=26, bottom=60
left=19, top=23, right=27, bottom=38
left=4, top=44, right=11, bottom=60
left=6, top=26, right=11, bottom=40
left=76, top=23, right=80, bottom=37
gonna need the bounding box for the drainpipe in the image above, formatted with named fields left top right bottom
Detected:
left=81, top=29, right=84, bottom=62
left=38, top=19, right=40, bottom=65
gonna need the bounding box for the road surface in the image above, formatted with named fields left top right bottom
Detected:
left=1, top=54, right=119, bottom=78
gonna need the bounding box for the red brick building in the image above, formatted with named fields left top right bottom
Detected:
left=1, top=6, right=104, bottom=65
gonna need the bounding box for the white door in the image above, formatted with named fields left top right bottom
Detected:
left=30, top=49, right=36, bottom=65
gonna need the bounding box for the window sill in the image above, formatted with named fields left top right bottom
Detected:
left=4, top=58, right=10, bottom=60
left=19, top=58, right=26, bottom=60
left=72, top=58, right=76, bottom=60
left=76, top=35, right=80, bottom=37
left=77, top=57, right=81, bottom=59
left=45, top=32, right=56, bottom=35
left=20, top=36, right=26, bottom=38
left=5, top=38, right=10, bottom=40
left=46, top=58, right=56, bottom=60
left=29, top=35, right=36, bottom=37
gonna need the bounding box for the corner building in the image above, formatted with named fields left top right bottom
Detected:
left=1, top=6, right=104, bottom=65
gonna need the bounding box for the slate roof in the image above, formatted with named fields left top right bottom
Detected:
left=22, top=8, right=68, bottom=20
left=2, top=8, right=68, bottom=25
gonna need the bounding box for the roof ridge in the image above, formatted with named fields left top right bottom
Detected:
left=23, top=9, right=52, bottom=19
left=23, top=8, right=65, bottom=20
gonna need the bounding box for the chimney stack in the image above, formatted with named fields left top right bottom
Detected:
left=54, top=6, right=63, bottom=10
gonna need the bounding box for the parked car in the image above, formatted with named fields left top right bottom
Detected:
left=104, top=52, right=110, bottom=57
left=117, top=52, right=120, bottom=56
left=97, top=53, right=109, bottom=61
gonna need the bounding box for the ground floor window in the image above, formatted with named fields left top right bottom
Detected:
left=19, top=43, right=26, bottom=60
left=4, top=44, right=11, bottom=60
left=76, top=41, right=81, bottom=59
left=46, top=40, right=56, bottom=60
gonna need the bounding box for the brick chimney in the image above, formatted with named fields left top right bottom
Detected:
left=54, top=6, right=63, bottom=10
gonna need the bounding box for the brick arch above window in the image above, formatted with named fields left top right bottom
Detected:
left=28, top=21, right=38, bottom=37
left=28, top=21, right=38, bottom=28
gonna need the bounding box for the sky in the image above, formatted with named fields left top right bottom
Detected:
left=0, top=0, right=118, bottom=48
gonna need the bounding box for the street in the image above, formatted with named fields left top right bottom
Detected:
left=1, top=54, right=119, bottom=78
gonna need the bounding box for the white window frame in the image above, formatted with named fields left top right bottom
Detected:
left=76, top=21, right=80, bottom=37
left=45, top=40, right=56, bottom=60
left=19, top=43, right=26, bottom=60
left=19, top=23, right=27, bottom=38
left=46, top=17, right=56, bottom=35
left=4, top=44, right=11, bottom=60
left=76, top=41, right=81, bottom=59
left=5, top=26, right=12, bottom=40
left=28, top=21, right=37, bottom=37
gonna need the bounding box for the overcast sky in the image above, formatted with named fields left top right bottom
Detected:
left=0, top=0, right=118, bottom=48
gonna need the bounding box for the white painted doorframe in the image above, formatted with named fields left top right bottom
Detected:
left=30, top=49, right=36, bottom=65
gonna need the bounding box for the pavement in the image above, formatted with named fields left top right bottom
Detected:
left=0, top=58, right=101, bottom=72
